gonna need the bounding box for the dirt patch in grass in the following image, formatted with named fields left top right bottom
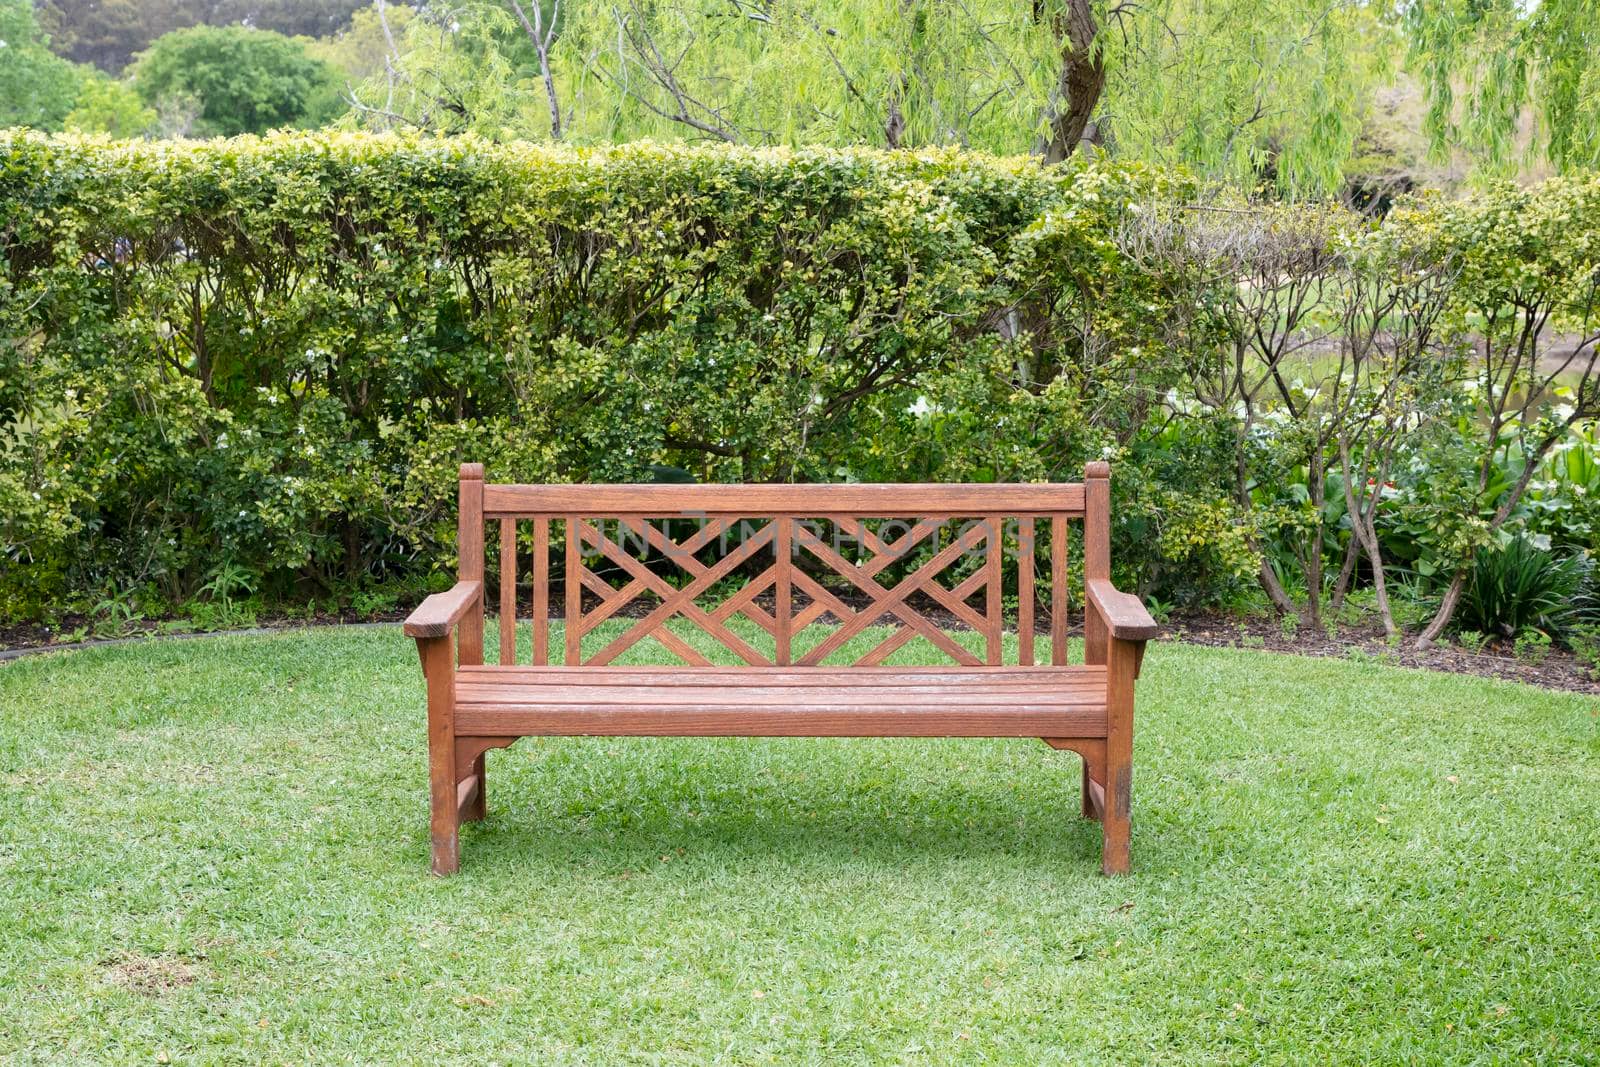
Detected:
left=102, top=952, right=199, bottom=996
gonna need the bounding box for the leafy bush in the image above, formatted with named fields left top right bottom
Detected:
left=1456, top=538, right=1587, bottom=641
left=3, top=131, right=1598, bottom=633
left=0, top=131, right=1200, bottom=620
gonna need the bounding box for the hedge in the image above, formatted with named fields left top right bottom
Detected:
left=4, top=132, right=1596, bottom=631
left=2, top=132, right=1192, bottom=619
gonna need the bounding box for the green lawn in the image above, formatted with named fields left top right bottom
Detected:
left=1, top=625, right=1597, bottom=1063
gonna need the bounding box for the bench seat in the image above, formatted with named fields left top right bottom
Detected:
left=453, top=665, right=1109, bottom=737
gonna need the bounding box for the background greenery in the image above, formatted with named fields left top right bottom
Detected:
left=3, top=132, right=1598, bottom=651
left=8, top=0, right=1599, bottom=196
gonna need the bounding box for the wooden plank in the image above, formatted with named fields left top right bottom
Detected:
left=456, top=682, right=1108, bottom=705
left=984, top=518, right=1003, bottom=665
left=1102, top=616, right=1136, bottom=875
left=775, top=517, right=792, bottom=666
left=484, top=482, right=1085, bottom=517
left=564, top=516, right=581, bottom=666
left=457, top=664, right=1107, bottom=685
left=1018, top=516, right=1035, bottom=667
left=404, top=580, right=482, bottom=639
left=458, top=464, right=485, bottom=666
left=581, top=519, right=773, bottom=667
left=455, top=704, right=1108, bottom=738
left=532, top=516, right=549, bottom=666
left=499, top=516, right=516, bottom=665
left=420, top=635, right=459, bottom=875
left=1086, top=579, right=1160, bottom=641
left=1085, top=775, right=1106, bottom=821
left=795, top=522, right=984, bottom=666
left=1051, top=514, right=1069, bottom=666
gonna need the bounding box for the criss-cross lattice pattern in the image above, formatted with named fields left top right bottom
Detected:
left=491, top=511, right=1073, bottom=668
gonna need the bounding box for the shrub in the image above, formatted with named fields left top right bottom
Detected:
left=1456, top=537, right=1587, bottom=641
left=0, top=131, right=1193, bottom=620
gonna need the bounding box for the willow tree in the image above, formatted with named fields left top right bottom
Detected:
left=551, top=0, right=1389, bottom=193
left=1408, top=0, right=1600, bottom=176
left=349, top=0, right=1390, bottom=194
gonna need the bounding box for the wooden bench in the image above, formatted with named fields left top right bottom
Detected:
left=404, top=463, right=1157, bottom=876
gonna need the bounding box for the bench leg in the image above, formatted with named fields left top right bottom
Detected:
left=1081, top=759, right=1101, bottom=821
left=1101, top=637, right=1136, bottom=876
left=1100, top=757, right=1131, bottom=876
left=421, top=636, right=460, bottom=876
left=462, top=752, right=487, bottom=823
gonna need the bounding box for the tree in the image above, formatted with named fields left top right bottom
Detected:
left=0, top=0, right=83, bottom=129
left=1408, top=0, right=1600, bottom=175
left=1412, top=177, right=1600, bottom=645
left=132, top=26, right=347, bottom=137
left=347, top=0, right=1386, bottom=193
left=37, top=0, right=371, bottom=73
left=344, top=1, right=560, bottom=137
left=310, top=3, right=417, bottom=86
left=64, top=73, right=157, bottom=137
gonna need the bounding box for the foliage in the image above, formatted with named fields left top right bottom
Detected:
left=1407, top=0, right=1600, bottom=175
left=0, top=0, right=83, bottom=130
left=344, top=0, right=1392, bottom=195
left=1456, top=537, right=1586, bottom=641
left=36, top=0, right=372, bottom=73
left=131, top=26, right=347, bottom=137
left=63, top=73, right=156, bottom=137
left=0, top=132, right=1180, bottom=620
left=4, top=130, right=1600, bottom=641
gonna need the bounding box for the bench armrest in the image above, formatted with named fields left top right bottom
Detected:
left=403, top=580, right=483, bottom=639
left=1086, top=579, right=1160, bottom=642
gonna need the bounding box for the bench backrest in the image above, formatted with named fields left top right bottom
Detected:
left=456, top=464, right=1112, bottom=669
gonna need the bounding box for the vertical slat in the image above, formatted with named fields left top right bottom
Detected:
left=531, top=515, right=550, bottom=666
left=774, top=516, right=792, bottom=666
left=499, top=517, right=516, bottom=665
left=984, top=515, right=1003, bottom=665
left=1084, top=462, right=1111, bottom=666
left=1051, top=514, right=1069, bottom=666
left=565, top=516, right=581, bottom=666
left=1018, top=516, right=1034, bottom=667
left=457, top=464, right=485, bottom=666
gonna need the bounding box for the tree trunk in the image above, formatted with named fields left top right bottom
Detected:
left=1329, top=532, right=1361, bottom=618
left=1039, top=0, right=1105, bottom=163
left=1258, top=556, right=1298, bottom=617
left=1415, top=569, right=1466, bottom=647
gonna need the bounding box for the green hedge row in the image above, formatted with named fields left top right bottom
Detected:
left=2, top=132, right=1188, bottom=619
left=5, top=132, right=1596, bottom=632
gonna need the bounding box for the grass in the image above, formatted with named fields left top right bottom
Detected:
left=1, top=622, right=1597, bottom=1063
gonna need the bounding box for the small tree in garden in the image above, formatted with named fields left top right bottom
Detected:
left=1330, top=218, right=1460, bottom=637
left=1414, top=176, right=1600, bottom=645
left=1118, top=198, right=1355, bottom=624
